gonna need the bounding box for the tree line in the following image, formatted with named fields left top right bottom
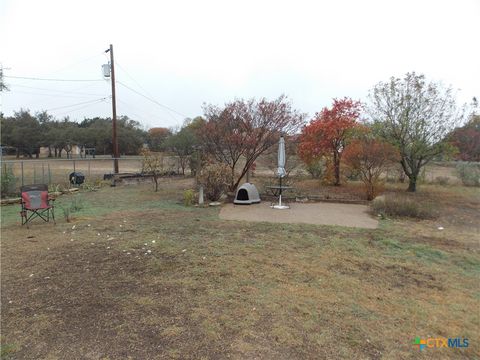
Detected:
left=0, top=111, right=145, bottom=158
left=1, top=72, right=478, bottom=195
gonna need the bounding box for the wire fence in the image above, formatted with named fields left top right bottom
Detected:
left=0, top=156, right=183, bottom=196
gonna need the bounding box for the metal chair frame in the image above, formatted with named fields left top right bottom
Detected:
left=20, top=184, right=55, bottom=228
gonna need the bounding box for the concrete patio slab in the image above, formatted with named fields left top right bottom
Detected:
left=219, top=202, right=378, bottom=229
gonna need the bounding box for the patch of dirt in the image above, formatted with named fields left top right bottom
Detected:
left=328, top=258, right=444, bottom=291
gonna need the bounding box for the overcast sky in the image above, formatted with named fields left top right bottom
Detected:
left=1, top=0, right=479, bottom=129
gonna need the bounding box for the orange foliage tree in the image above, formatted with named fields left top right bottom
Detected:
left=298, top=98, right=361, bottom=185
left=147, top=127, right=172, bottom=152
left=343, top=134, right=399, bottom=200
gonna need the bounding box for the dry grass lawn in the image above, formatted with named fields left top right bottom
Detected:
left=1, top=178, right=479, bottom=359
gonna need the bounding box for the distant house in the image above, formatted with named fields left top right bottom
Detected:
left=39, top=145, right=83, bottom=158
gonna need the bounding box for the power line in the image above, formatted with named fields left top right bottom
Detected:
left=117, top=80, right=187, bottom=118
left=4, top=75, right=103, bottom=82
left=117, top=99, right=164, bottom=125
left=114, top=61, right=179, bottom=123
left=44, top=97, right=110, bottom=112
left=51, top=100, right=107, bottom=117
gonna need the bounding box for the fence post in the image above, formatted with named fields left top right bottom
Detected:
left=88, top=160, right=91, bottom=177
left=33, top=164, right=37, bottom=184
left=42, top=162, right=45, bottom=183
left=21, top=161, right=24, bottom=186
left=48, top=163, right=51, bottom=186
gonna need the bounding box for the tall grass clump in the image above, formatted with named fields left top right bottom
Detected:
left=372, top=193, right=437, bottom=219
left=456, top=162, right=480, bottom=186
left=61, top=197, right=84, bottom=222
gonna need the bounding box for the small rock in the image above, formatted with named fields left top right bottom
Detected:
left=106, top=246, right=110, bottom=249
left=70, top=239, right=74, bottom=242
left=91, top=242, right=95, bottom=245
left=119, top=224, right=123, bottom=228
left=126, top=252, right=131, bottom=255
left=123, top=220, right=127, bottom=223
left=107, top=237, right=114, bottom=241
left=29, top=274, right=34, bottom=277
left=47, top=247, right=50, bottom=250
left=87, top=224, right=91, bottom=227
left=152, top=240, right=156, bottom=243
left=97, top=233, right=101, bottom=236
left=182, top=249, right=187, bottom=253
left=438, top=226, right=444, bottom=230
left=147, top=250, right=152, bottom=254
left=202, top=256, right=206, bottom=260
left=8, top=300, right=12, bottom=304
left=63, top=231, right=66, bottom=234
left=72, top=225, right=76, bottom=230
left=44, top=276, right=50, bottom=279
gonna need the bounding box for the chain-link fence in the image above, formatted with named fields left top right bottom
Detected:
left=0, top=156, right=183, bottom=197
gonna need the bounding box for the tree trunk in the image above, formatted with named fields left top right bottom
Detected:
left=333, top=151, right=340, bottom=186
left=407, top=177, right=417, bottom=192
left=230, top=166, right=236, bottom=192
left=154, top=175, right=158, bottom=192
left=405, top=161, right=421, bottom=192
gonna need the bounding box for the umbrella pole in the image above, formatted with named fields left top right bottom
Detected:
left=279, top=176, right=282, bottom=206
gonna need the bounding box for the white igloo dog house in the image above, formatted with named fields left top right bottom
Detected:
left=234, top=183, right=261, bottom=205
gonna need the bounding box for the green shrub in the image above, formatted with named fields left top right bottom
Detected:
left=434, top=176, right=450, bottom=186
left=183, top=189, right=196, bottom=206
left=1, top=163, right=16, bottom=197
left=305, top=159, right=325, bottom=179
left=198, top=162, right=232, bottom=201
left=456, top=162, right=480, bottom=186
left=372, top=193, right=437, bottom=219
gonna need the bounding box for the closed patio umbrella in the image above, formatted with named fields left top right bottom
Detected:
left=273, top=136, right=289, bottom=209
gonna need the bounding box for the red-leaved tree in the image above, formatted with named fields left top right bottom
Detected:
left=343, top=134, right=399, bottom=200
left=298, top=98, right=361, bottom=186
left=449, top=115, right=480, bottom=161
left=200, top=96, right=305, bottom=192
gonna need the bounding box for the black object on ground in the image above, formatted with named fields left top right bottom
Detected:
left=69, top=172, right=85, bottom=185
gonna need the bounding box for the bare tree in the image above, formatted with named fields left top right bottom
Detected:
left=141, top=149, right=164, bottom=192
left=200, top=95, right=305, bottom=191
left=369, top=72, right=463, bottom=192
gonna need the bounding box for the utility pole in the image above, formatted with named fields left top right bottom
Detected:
left=105, top=44, right=119, bottom=173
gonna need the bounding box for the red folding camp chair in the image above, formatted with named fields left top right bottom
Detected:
left=20, top=184, right=55, bottom=228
